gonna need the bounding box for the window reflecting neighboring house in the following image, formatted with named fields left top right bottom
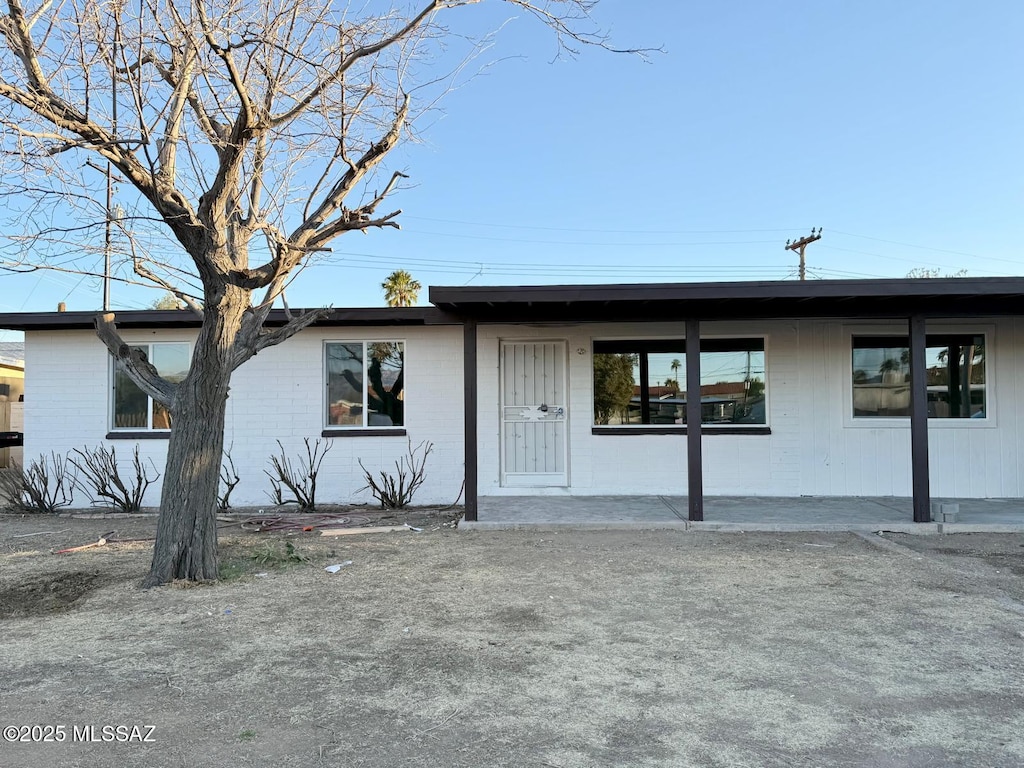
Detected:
left=593, top=338, right=766, bottom=427
left=851, top=334, right=985, bottom=419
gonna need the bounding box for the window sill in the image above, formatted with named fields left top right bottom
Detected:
left=591, top=426, right=771, bottom=436
left=844, top=418, right=994, bottom=429
left=321, top=428, right=408, bottom=438
left=106, top=431, right=170, bottom=440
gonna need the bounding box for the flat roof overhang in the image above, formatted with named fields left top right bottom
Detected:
left=0, top=306, right=457, bottom=332
left=4, top=277, right=1024, bottom=331
left=430, top=277, right=1024, bottom=322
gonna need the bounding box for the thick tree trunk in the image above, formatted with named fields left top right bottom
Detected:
left=142, top=294, right=245, bottom=588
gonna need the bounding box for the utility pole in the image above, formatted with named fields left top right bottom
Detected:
left=103, top=11, right=121, bottom=311
left=785, top=228, right=823, bottom=281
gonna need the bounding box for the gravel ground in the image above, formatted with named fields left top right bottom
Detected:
left=0, top=514, right=1022, bottom=768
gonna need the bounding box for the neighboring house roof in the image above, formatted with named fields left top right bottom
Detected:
left=0, top=341, right=24, bottom=369
left=0, top=307, right=455, bottom=332
left=430, top=277, right=1024, bottom=322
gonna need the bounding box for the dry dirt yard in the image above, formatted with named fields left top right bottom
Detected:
left=1, top=512, right=1023, bottom=768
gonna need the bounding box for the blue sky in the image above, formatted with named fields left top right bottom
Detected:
left=1, top=0, right=1022, bottom=336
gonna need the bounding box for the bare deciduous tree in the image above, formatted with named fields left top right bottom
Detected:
left=0, top=0, right=638, bottom=586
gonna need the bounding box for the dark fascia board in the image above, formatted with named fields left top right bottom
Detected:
left=0, top=306, right=457, bottom=332
left=8, top=278, right=1024, bottom=331
left=429, top=276, right=1024, bottom=305
left=429, top=277, right=1024, bottom=321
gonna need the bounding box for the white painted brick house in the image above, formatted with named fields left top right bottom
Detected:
left=3, top=277, right=1023, bottom=523
left=16, top=311, right=466, bottom=508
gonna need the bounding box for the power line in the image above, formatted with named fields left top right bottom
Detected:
left=327, top=254, right=797, bottom=277
left=330, top=250, right=785, bottom=272
left=402, top=215, right=801, bottom=235
left=817, top=244, right=1022, bottom=274
left=327, top=248, right=894, bottom=280
left=828, top=229, right=1001, bottom=262
left=324, top=263, right=798, bottom=280
left=401, top=217, right=1024, bottom=271
left=402, top=228, right=780, bottom=247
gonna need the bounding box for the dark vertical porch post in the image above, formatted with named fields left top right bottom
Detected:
left=686, top=318, right=704, bottom=521
left=463, top=319, right=479, bottom=522
left=909, top=314, right=931, bottom=523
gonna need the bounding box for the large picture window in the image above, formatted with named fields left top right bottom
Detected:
left=593, top=338, right=766, bottom=426
left=852, top=334, right=986, bottom=419
left=112, top=342, right=190, bottom=430
left=325, top=341, right=405, bottom=429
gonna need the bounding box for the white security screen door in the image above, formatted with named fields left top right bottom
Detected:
left=500, top=340, right=568, bottom=487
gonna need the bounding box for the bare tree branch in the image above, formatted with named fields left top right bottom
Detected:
left=269, top=0, right=442, bottom=127
left=309, top=171, right=407, bottom=245
left=94, top=313, right=176, bottom=406
left=301, top=97, right=410, bottom=250
left=232, top=306, right=332, bottom=370
left=132, top=257, right=204, bottom=316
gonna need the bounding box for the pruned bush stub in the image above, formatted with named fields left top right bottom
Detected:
left=0, top=453, right=75, bottom=514
left=69, top=445, right=159, bottom=513
left=358, top=439, right=433, bottom=509
left=265, top=438, right=332, bottom=511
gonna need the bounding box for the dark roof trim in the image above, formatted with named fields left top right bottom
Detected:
left=429, top=277, right=1024, bottom=322
left=4, top=277, right=1024, bottom=331
left=430, top=277, right=1024, bottom=304
left=0, top=306, right=457, bottom=332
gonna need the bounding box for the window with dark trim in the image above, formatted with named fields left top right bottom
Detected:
left=852, top=334, right=986, bottom=418
left=592, top=338, right=766, bottom=426
left=111, top=342, right=190, bottom=431
left=325, top=341, right=405, bottom=429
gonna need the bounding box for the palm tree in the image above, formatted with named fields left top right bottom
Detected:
left=879, top=357, right=901, bottom=374
left=670, top=359, right=681, bottom=392
left=381, top=270, right=421, bottom=307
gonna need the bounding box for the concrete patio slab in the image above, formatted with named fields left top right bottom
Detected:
left=465, top=494, right=686, bottom=531
left=461, top=494, right=1024, bottom=532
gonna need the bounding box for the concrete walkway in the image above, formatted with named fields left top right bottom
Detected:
left=461, top=495, right=1024, bottom=533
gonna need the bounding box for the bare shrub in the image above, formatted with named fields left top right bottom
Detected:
left=358, top=440, right=433, bottom=509
left=219, top=447, right=241, bottom=510
left=70, top=445, right=160, bottom=513
left=0, top=453, right=75, bottom=514
left=265, top=439, right=332, bottom=511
